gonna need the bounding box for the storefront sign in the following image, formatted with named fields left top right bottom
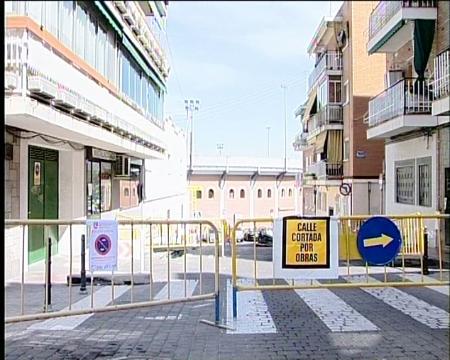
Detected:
left=88, top=220, right=118, bottom=272
left=273, top=216, right=338, bottom=279
left=87, top=147, right=116, bottom=161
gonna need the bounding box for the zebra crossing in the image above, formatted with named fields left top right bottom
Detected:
left=227, top=275, right=449, bottom=334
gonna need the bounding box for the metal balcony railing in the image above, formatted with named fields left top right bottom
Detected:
left=368, top=0, right=437, bottom=42
left=308, top=105, right=343, bottom=135
left=293, top=132, right=309, bottom=151
left=307, top=160, right=343, bottom=178
left=368, top=77, right=432, bottom=127
left=433, top=50, right=450, bottom=100
left=308, top=51, right=342, bottom=91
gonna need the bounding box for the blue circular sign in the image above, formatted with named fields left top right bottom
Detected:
left=95, top=234, right=112, bottom=256
left=357, top=217, right=402, bottom=265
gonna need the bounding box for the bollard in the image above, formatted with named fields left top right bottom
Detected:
left=423, top=228, right=429, bottom=275
left=80, top=234, right=87, bottom=294
left=46, top=237, right=52, bottom=308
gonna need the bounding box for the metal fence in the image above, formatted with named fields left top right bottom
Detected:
left=4, top=219, right=220, bottom=324
left=231, top=214, right=449, bottom=318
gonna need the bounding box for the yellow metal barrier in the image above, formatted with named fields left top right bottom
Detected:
left=230, top=214, right=449, bottom=318
left=4, top=219, right=221, bottom=324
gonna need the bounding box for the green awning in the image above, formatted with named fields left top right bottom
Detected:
left=94, top=1, right=123, bottom=38
left=122, top=35, right=167, bottom=92
left=369, top=20, right=405, bottom=55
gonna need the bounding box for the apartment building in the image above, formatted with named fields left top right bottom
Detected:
left=187, top=156, right=301, bottom=224
left=366, top=0, right=449, bottom=249
left=293, top=1, right=386, bottom=216
left=4, top=1, right=187, bottom=279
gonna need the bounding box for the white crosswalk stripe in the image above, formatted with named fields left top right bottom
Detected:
left=397, top=273, right=449, bottom=297
left=28, top=285, right=129, bottom=331
left=226, top=279, right=277, bottom=334
left=293, top=284, right=379, bottom=332
left=347, top=275, right=449, bottom=329
left=153, top=280, right=198, bottom=300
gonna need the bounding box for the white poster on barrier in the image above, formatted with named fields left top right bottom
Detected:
left=87, top=220, right=118, bottom=272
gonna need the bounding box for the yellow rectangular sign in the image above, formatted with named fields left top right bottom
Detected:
left=282, top=217, right=330, bottom=269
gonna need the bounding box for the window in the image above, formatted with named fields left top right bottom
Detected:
left=229, top=189, right=235, bottom=199
left=196, top=190, right=202, bottom=199
left=257, top=189, right=262, bottom=198
left=97, top=25, right=107, bottom=78
left=106, top=30, right=116, bottom=86
left=44, top=1, right=59, bottom=38
left=281, top=189, right=285, bottom=198
left=267, top=189, right=272, bottom=198
left=395, top=160, right=415, bottom=205
left=74, top=3, right=87, bottom=59
left=28, top=1, right=43, bottom=24
left=318, top=81, right=327, bottom=110
left=100, top=162, right=112, bottom=212
left=208, top=189, right=214, bottom=199
left=59, top=1, right=74, bottom=49
left=240, top=189, right=245, bottom=198
left=343, top=80, right=349, bottom=106
left=343, top=139, right=350, bottom=161
left=288, top=188, right=292, bottom=197
left=124, top=188, right=130, bottom=197
left=418, top=157, right=432, bottom=207
left=328, top=76, right=342, bottom=104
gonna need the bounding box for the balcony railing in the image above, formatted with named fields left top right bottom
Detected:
left=293, top=132, right=308, bottom=151
left=368, top=77, right=432, bottom=127
left=308, top=105, right=343, bottom=136
left=369, top=0, right=437, bottom=41
left=433, top=50, right=450, bottom=100
left=307, top=160, right=343, bottom=178
left=308, top=51, right=342, bottom=91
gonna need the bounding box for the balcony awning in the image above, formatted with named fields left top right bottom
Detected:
left=94, top=1, right=123, bottom=38
left=303, top=88, right=317, bottom=122
left=327, top=130, right=342, bottom=162
left=315, top=131, right=328, bottom=154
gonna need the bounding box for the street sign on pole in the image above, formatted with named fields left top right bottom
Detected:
left=357, top=216, right=402, bottom=265
left=273, top=216, right=338, bottom=279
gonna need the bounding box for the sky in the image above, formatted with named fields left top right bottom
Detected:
left=164, top=1, right=343, bottom=159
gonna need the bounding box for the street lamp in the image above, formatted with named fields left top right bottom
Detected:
left=281, top=84, right=287, bottom=171
left=185, top=99, right=199, bottom=170
left=217, top=143, right=224, bottom=156
left=266, top=126, right=270, bottom=157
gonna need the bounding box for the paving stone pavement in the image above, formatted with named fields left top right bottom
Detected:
left=5, top=270, right=450, bottom=360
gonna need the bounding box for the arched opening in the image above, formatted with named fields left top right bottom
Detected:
left=196, top=190, right=202, bottom=199
left=229, top=189, right=235, bottom=199
left=267, top=189, right=272, bottom=198
left=257, top=189, right=262, bottom=198
left=240, top=189, right=245, bottom=198
left=208, top=189, right=214, bottom=199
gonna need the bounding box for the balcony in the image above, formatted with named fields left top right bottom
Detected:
left=308, top=51, right=342, bottom=92
left=368, top=0, right=437, bottom=54
left=307, top=105, right=343, bottom=140
left=307, top=160, right=343, bottom=179
left=432, top=50, right=450, bottom=117
left=293, top=132, right=309, bottom=151
left=367, top=77, right=436, bottom=139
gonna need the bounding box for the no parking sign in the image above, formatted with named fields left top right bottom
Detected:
left=87, top=220, right=118, bottom=271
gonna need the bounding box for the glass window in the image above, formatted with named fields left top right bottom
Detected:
left=28, top=1, right=43, bottom=24
left=97, top=25, right=107, bottom=77
left=257, top=189, right=262, bottom=198
left=396, top=162, right=415, bottom=205
left=343, top=139, right=350, bottom=161
left=44, top=1, right=59, bottom=38
left=86, top=13, right=96, bottom=67
left=229, top=189, right=234, bottom=199
left=74, top=3, right=87, bottom=59
left=196, top=190, right=202, bottom=199
left=208, top=189, right=214, bottom=199
left=418, top=158, right=432, bottom=207
left=100, top=162, right=112, bottom=212
left=328, top=77, right=342, bottom=104
left=240, top=189, right=245, bottom=198
left=288, top=188, right=292, bottom=197
left=59, top=1, right=73, bottom=49
left=106, top=31, right=116, bottom=85
left=281, top=189, right=285, bottom=198
left=267, top=189, right=272, bottom=198
left=91, top=161, right=101, bottom=214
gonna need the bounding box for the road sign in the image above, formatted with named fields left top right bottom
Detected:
left=357, top=216, right=402, bottom=265
left=273, top=216, right=338, bottom=279
left=88, top=220, right=118, bottom=271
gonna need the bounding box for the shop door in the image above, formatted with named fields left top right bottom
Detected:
left=28, top=146, right=59, bottom=264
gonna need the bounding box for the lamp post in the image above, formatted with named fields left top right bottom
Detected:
left=185, top=99, right=199, bottom=170
left=217, top=143, right=224, bottom=156
left=266, top=126, right=270, bottom=157
left=281, top=84, right=287, bottom=171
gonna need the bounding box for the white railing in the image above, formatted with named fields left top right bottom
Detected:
left=307, top=105, right=343, bottom=137
left=308, top=161, right=343, bottom=178
left=433, top=50, right=450, bottom=100
left=293, top=132, right=308, bottom=151
left=368, top=77, right=432, bottom=127
left=369, top=0, right=437, bottom=41
left=308, top=51, right=342, bottom=91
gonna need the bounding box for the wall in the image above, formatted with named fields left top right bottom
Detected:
left=4, top=129, right=21, bottom=219
left=437, top=0, right=450, bottom=55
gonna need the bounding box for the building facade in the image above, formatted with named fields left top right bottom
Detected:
left=187, top=156, right=301, bottom=225
left=293, top=1, right=386, bottom=217
left=4, top=1, right=187, bottom=280
left=365, top=0, right=449, bottom=250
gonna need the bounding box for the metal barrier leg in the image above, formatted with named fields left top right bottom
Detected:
left=232, top=286, right=237, bottom=319
left=46, top=237, right=52, bottom=310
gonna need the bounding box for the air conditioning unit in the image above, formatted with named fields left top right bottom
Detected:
left=54, top=87, right=78, bottom=109
left=28, top=75, right=57, bottom=99
left=115, top=155, right=131, bottom=177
